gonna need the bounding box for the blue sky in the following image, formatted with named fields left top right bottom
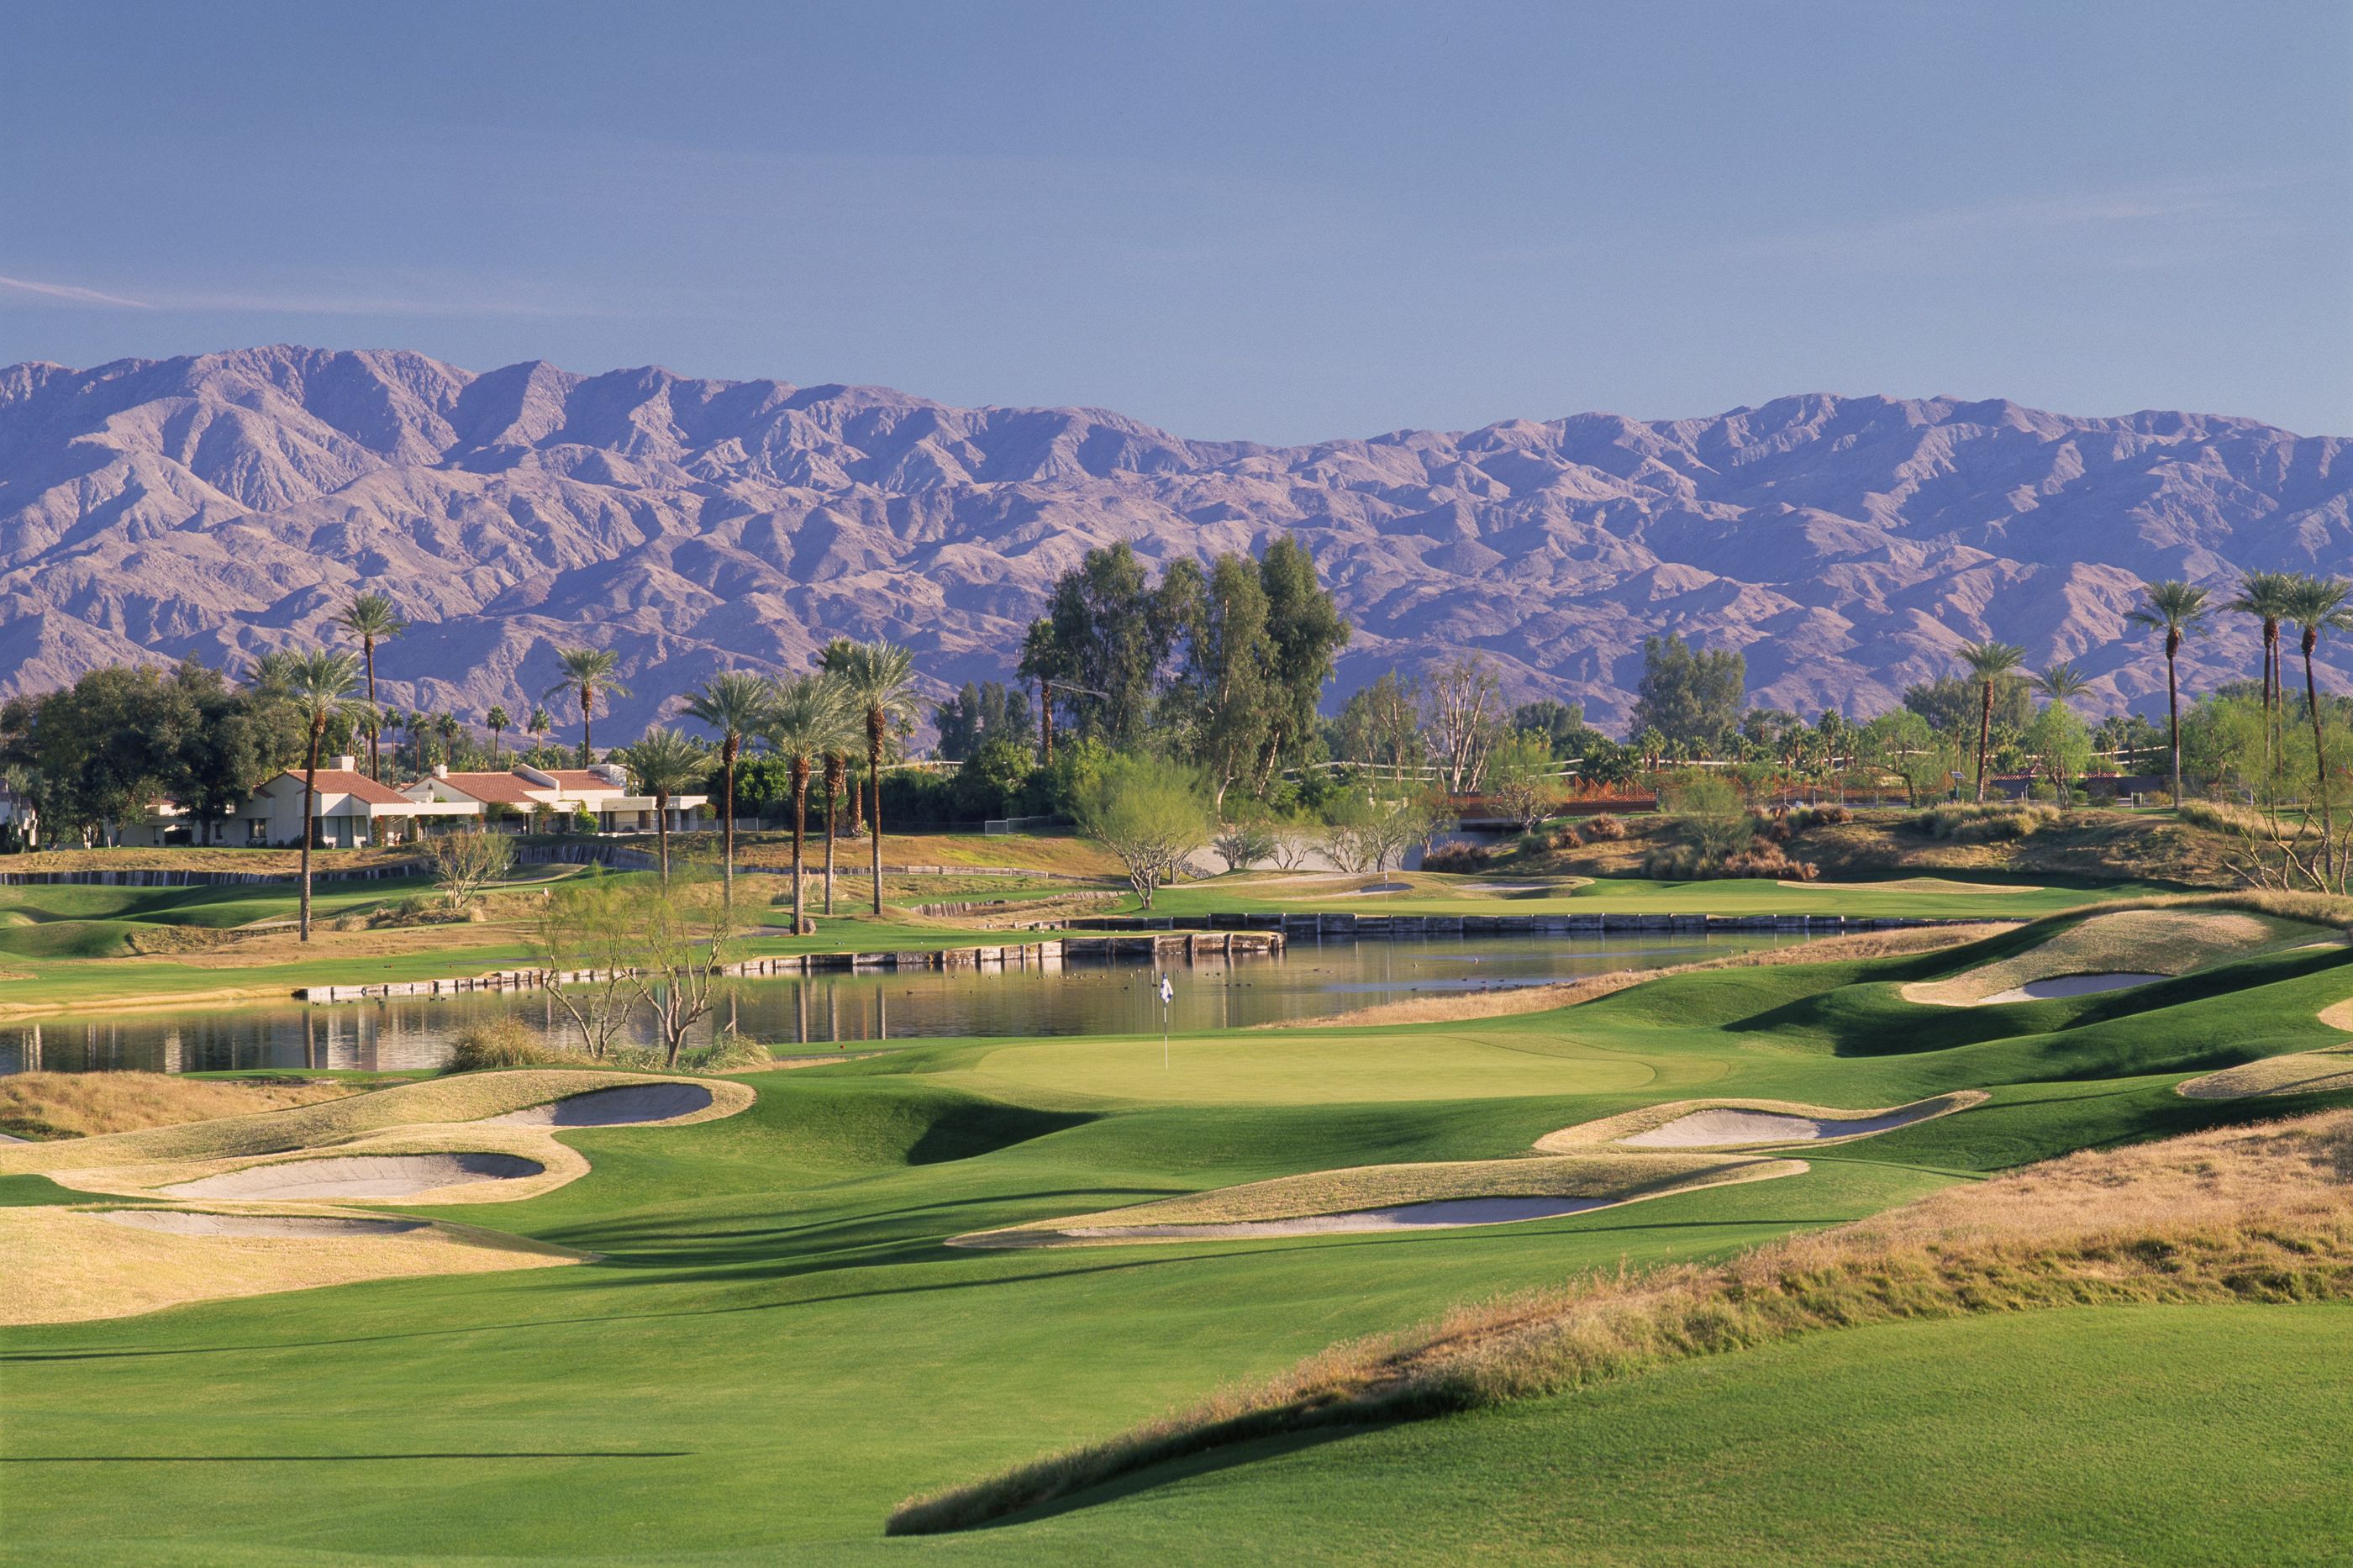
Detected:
left=4, top=1, right=2348, bottom=440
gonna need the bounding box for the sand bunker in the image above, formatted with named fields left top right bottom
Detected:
left=1541, top=1092, right=1986, bottom=1152
left=950, top=1153, right=1805, bottom=1249
left=955, top=1195, right=1625, bottom=1246
left=162, top=1152, right=544, bottom=1201
left=99, top=1210, right=430, bottom=1238
left=482, top=1082, right=714, bottom=1126
left=2177, top=1050, right=2353, bottom=1101
left=1977, top=973, right=2166, bottom=1004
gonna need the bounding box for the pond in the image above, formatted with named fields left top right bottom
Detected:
left=3, top=931, right=1803, bottom=1075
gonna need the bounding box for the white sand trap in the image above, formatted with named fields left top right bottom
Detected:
left=1625, top=1106, right=1945, bottom=1148
left=98, top=1210, right=431, bottom=1239
left=1542, top=1092, right=1984, bottom=1152
left=960, top=1195, right=1618, bottom=1247
left=1977, top=972, right=2166, bottom=1005
left=482, top=1082, right=714, bottom=1127
left=161, top=1152, right=544, bottom=1201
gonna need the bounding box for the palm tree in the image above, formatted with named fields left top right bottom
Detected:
left=2028, top=661, right=2095, bottom=808
left=2125, top=580, right=2210, bottom=808
left=681, top=671, right=776, bottom=912
left=334, top=593, right=407, bottom=781
left=281, top=650, right=373, bottom=942
left=485, top=706, right=511, bottom=760
left=2228, top=571, right=2296, bottom=769
left=526, top=706, right=553, bottom=760
left=245, top=648, right=301, bottom=699
left=820, top=745, right=847, bottom=914
left=542, top=648, right=631, bottom=766
left=762, top=675, right=855, bottom=933
left=824, top=641, right=922, bottom=915
left=435, top=711, right=462, bottom=769
left=1958, top=640, right=2027, bottom=803
left=2283, top=575, right=2353, bottom=873
left=619, top=728, right=712, bottom=882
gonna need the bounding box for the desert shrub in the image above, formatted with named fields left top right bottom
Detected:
left=1786, top=803, right=1851, bottom=833
left=1917, top=802, right=2059, bottom=842
left=2179, top=800, right=2281, bottom=839
left=677, top=1030, right=774, bottom=1072
left=1581, top=814, right=1629, bottom=841
left=445, top=1017, right=579, bottom=1071
left=1547, top=823, right=1585, bottom=850
left=1421, top=841, right=1493, bottom=873
left=1719, top=841, right=1819, bottom=881
left=1640, top=843, right=1708, bottom=879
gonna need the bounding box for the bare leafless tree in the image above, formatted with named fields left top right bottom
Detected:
left=1424, top=655, right=1504, bottom=792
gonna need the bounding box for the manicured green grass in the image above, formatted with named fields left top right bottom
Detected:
left=937, top=1305, right=2353, bottom=1566
left=4, top=915, right=2350, bottom=1563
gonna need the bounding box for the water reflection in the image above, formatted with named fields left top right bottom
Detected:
left=3, top=933, right=1797, bottom=1075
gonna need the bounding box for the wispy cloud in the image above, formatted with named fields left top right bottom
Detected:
left=1, top=268, right=600, bottom=320
left=0, top=273, right=150, bottom=308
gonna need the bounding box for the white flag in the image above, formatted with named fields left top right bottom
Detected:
left=1159, top=975, right=1174, bottom=1005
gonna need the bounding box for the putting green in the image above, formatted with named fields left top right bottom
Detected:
left=939, top=1031, right=1660, bottom=1105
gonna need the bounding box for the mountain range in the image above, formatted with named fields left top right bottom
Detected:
left=1, top=344, right=2346, bottom=742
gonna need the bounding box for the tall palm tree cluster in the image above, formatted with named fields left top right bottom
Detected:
left=1959, top=572, right=2353, bottom=837
left=284, top=592, right=928, bottom=940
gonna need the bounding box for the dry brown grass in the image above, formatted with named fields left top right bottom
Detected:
left=0, top=845, right=423, bottom=875
left=0, top=1205, right=584, bottom=1325
left=891, top=1108, right=2353, bottom=1534
left=0, top=1071, right=360, bottom=1140
left=1276, top=924, right=2011, bottom=1029
left=952, top=1152, right=1799, bottom=1244
left=1534, top=1092, right=1987, bottom=1150
left=1903, top=907, right=2319, bottom=1006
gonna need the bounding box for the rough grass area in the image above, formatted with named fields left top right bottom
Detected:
left=889, top=1108, right=2353, bottom=1535
left=0, top=845, right=424, bottom=874
left=952, top=1151, right=1799, bottom=1243
left=0, top=1071, right=359, bottom=1140
left=1277, top=923, right=2009, bottom=1029
left=1534, top=1092, right=1986, bottom=1150
left=1903, top=907, right=2324, bottom=1006
left=0, top=1205, right=583, bottom=1325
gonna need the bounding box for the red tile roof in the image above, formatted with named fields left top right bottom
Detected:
left=279, top=770, right=413, bottom=808
left=433, top=771, right=549, bottom=806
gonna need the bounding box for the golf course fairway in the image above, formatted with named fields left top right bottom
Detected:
left=5, top=901, right=2352, bottom=1565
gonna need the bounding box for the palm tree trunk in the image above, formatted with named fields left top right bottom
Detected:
left=656, top=792, right=671, bottom=882
left=362, top=638, right=379, bottom=781
left=580, top=691, right=594, bottom=766
left=719, top=734, right=738, bottom=913
left=791, top=755, right=809, bottom=933
left=2166, top=631, right=2183, bottom=806
left=867, top=711, right=885, bottom=916
left=1975, top=681, right=1993, bottom=803
left=823, top=755, right=840, bottom=915
left=299, top=725, right=323, bottom=942
left=2304, top=634, right=2333, bottom=880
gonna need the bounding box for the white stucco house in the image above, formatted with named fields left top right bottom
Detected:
left=403, top=761, right=707, bottom=834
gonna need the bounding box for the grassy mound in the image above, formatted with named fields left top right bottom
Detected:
left=891, top=1108, right=2353, bottom=1534
left=0, top=1071, right=360, bottom=1140
left=2178, top=1047, right=2353, bottom=1100
left=1903, top=907, right=2326, bottom=1006
left=0, top=1069, right=753, bottom=1175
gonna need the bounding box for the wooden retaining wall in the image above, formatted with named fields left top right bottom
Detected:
left=1059, top=911, right=1977, bottom=936
left=297, top=940, right=1072, bottom=1004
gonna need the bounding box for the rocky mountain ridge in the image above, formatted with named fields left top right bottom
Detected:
left=1, top=344, right=2345, bottom=740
